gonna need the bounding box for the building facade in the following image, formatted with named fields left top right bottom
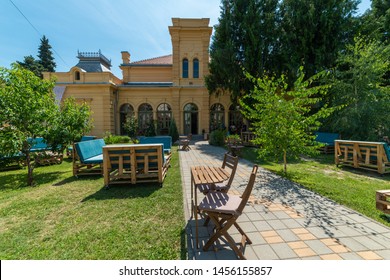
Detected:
left=45, top=18, right=241, bottom=137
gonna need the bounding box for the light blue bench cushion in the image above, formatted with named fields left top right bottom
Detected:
left=315, top=132, right=339, bottom=146
left=75, top=139, right=105, bottom=163
left=139, top=136, right=172, bottom=153
left=29, top=137, right=49, bottom=152
left=384, top=143, right=390, bottom=162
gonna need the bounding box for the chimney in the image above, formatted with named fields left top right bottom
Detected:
left=121, top=51, right=130, bottom=64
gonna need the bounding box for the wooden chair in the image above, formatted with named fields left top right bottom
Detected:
left=197, top=153, right=239, bottom=194
left=198, top=165, right=258, bottom=260
left=179, top=134, right=192, bottom=151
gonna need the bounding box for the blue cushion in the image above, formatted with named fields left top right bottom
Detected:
left=384, top=143, right=390, bottom=162
left=75, top=139, right=105, bottom=163
left=82, top=154, right=103, bottom=164
left=139, top=136, right=172, bottom=153
left=28, top=137, right=49, bottom=152
left=315, top=132, right=339, bottom=146
left=81, top=136, right=96, bottom=141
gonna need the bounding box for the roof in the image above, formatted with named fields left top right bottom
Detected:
left=130, top=55, right=172, bottom=65
left=75, top=51, right=112, bottom=72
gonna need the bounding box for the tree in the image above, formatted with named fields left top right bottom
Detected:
left=38, top=35, right=56, bottom=73
left=206, top=0, right=280, bottom=103
left=44, top=97, right=92, bottom=153
left=0, top=64, right=57, bottom=186
left=240, top=67, right=334, bottom=174
left=16, top=35, right=56, bottom=78
left=123, top=114, right=138, bottom=142
left=278, top=0, right=359, bottom=83
left=168, top=118, right=179, bottom=143
left=323, top=36, right=390, bottom=141
left=16, top=55, right=43, bottom=78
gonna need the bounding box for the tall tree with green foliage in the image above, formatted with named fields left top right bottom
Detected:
left=279, top=0, right=359, bottom=83
left=0, top=64, right=57, bottom=185
left=240, top=67, right=334, bottom=174
left=206, top=0, right=280, bottom=103
left=38, top=35, right=56, bottom=73
left=323, top=36, right=390, bottom=141
left=16, top=35, right=56, bottom=78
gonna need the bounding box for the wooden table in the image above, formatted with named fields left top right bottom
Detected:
left=191, top=166, right=230, bottom=248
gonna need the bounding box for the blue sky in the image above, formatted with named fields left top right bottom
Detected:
left=0, top=0, right=372, bottom=78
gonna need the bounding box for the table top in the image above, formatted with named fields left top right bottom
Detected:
left=191, top=166, right=230, bottom=185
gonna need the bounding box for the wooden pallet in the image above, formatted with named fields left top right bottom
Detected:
left=376, top=190, right=390, bottom=214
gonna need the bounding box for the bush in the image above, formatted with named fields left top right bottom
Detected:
left=209, top=129, right=226, bottom=146
left=103, top=133, right=131, bottom=144
left=168, top=118, right=179, bottom=143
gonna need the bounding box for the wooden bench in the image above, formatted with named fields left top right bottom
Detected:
left=103, top=143, right=168, bottom=187
left=376, top=190, right=390, bottom=215
left=335, top=140, right=390, bottom=174
left=73, top=139, right=105, bottom=177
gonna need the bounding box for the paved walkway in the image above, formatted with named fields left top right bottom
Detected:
left=179, top=139, right=390, bottom=260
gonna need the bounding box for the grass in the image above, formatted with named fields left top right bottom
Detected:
left=0, top=147, right=185, bottom=260
left=240, top=147, right=390, bottom=228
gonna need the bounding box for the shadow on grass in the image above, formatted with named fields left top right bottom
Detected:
left=81, top=182, right=160, bottom=202
left=0, top=171, right=69, bottom=190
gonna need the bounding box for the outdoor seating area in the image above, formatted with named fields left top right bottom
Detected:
left=103, top=143, right=168, bottom=187
left=139, top=135, right=172, bottom=165
left=335, top=140, right=390, bottom=174
left=179, top=134, right=192, bottom=151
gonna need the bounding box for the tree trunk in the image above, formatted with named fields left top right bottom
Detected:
left=26, top=151, right=35, bottom=186
left=283, top=149, right=287, bottom=175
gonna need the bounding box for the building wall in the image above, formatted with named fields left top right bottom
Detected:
left=45, top=18, right=234, bottom=137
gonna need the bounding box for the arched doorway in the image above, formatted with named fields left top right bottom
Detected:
left=183, top=103, right=198, bottom=135
left=157, top=103, right=172, bottom=135
left=210, top=103, right=225, bottom=132
left=120, top=103, right=134, bottom=135
left=138, top=103, right=153, bottom=135
left=228, top=104, right=243, bottom=134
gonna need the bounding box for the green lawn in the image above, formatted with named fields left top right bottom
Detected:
left=0, top=148, right=185, bottom=260
left=240, top=147, right=390, bottom=228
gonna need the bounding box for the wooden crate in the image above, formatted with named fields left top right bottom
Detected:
left=376, top=190, right=390, bottom=214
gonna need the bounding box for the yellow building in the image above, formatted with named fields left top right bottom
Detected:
left=45, top=18, right=241, bottom=137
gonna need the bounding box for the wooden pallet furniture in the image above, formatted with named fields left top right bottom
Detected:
left=376, top=190, right=390, bottom=215
left=315, top=132, right=339, bottom=154
left=103, top=143, right=168, bottom=187
left=73, top=139, right=105, bottom=177
left=335, top=140, right=390, bottom=174
left=139, top=136, right=172, bottom=165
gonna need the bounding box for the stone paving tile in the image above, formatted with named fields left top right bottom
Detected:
left=375, top=249, right=390, bottom=259
left=304, top=240, right=333, bottom=255
left=337, top=237, right=369, bottom=252
left=246, top=232, right=267, bottom=245
left=252, top=244, right=279, bottom=260
left=268, top=219, right=288, bottom=230
left=353, top=236, right=385, bottom=250
left=276, top=229, right=300, bottom=242
left=245, top=211, right=264, bottom=221
left=339, top=252, right=364, bottom=260
left=253, top=221, right=273, bottom=232
left=357, top=251, right=383, bottom=260
left=271, top=243, right=298, bottom=259
left=320, top=254, right=343, bottom=260
left=281, top=218, right=303, bottom=229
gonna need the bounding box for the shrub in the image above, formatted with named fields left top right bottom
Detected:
left=209, top=129, right=226, bottom=146
left=168, top=118, right=179, bottom=143
left=103, top=132, right=131, bottom=144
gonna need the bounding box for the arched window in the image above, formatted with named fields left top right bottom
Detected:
left=193, top=58, right=199, bottom=78
left=120, top=103, right=134, bottom=135
left=228, top=104, right=243, bottom=134
left=183, top=103, right=198, bottom=135
left=182, top=58, right=189, bottom=78
left=157, top=103, right=172, bottom=135
left=138, top=103, right=153, bottom=134
left=74, top=71, right=80, bottom=81
left=210, top=103, right=225, bottom=132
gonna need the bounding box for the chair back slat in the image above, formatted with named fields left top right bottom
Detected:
left=222, top=153, right=239, bottom=189
left=237, top=165, right=258, bottom=214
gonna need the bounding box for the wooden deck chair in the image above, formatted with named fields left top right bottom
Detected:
left=179, top=134, right=192, bottom=151
left=198, top=165, right=258, bottom=260
left=197, top=153, right=239, bottom=194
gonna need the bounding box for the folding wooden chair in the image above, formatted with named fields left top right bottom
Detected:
left=179, top=134, right=192, bottom=151
left=198, top=165, right=258, bottom=260
left=197, top=153, right=239, bottom=194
